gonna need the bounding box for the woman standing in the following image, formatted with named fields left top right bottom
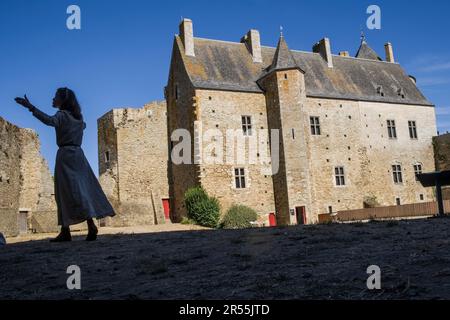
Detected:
left=15, top=88, right=115, bottom=242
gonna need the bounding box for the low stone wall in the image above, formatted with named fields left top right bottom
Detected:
left=30, top=211, right=58, bottom=233
left=0, top=208, right=19, bottom=237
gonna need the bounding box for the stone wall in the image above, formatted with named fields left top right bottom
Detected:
left=98, top=101, right=169, bottom=227
left=432, top=133, right=450, bottom=199
left=195, top=89, right=276, bottom=224
left=305, top=99, right=437, bottom=219
left=0, top=116, right=58, bottom=237
left=261, top=69, right=313, bottom=225
left=0, top=117, right=23, bottom=236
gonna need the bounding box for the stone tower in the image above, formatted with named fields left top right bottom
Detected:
left=258, top=35, right=312, bottom=225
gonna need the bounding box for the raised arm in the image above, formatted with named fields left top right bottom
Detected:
left=28, top=105, right=62, bottom=127
left=15, top=95, right=62, bottom=127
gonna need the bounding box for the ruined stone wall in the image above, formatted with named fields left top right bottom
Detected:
left=18, top=128, right=59, bottom=233
left=0, top=117, right=23, bottom=236
left=0, top=116, right=58, bottom=236
left=304, top=98, right=436, bottom=219
left=98, top=102, right=169, bottom=227
left=195, top=89, right=276, bottom=224
left=98, top=109, right=120, bottom=226
left=432, top=133, right=450, bottom=199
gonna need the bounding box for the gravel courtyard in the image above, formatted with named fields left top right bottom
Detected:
left=2, top=217, right=450, bottom=300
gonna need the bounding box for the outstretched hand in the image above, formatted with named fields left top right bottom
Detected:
left=14, top=95, right=34, bottom=109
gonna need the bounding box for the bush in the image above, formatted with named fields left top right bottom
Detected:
left=219, top=205, right=258, bottom=229
left=184, top=187, right=221, bottom=228
left=180, top=216, right=196, bottom=225
left=184, top=186, right=208, bottom=213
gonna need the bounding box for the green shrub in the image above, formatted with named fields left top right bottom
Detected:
left=184, top=186, right=209, bottom=214
left=184, top=187, right=220, bottom=228
left=220, top=205, right=258, bottom=229
left=180, top=216, right=196, bottom=225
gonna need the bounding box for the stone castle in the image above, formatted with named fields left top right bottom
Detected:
left=97, top=19, right=437, bottom=227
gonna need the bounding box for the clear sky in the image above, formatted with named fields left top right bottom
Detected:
left=1, top=0, right=450, bottom=176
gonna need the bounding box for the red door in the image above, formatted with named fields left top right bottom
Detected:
left=162, top=199, right=170, bottom=220
left=269, top=212, right=277, bottom=227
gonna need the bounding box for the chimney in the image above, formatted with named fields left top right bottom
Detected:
left=339, top=51, right=350, bottom=57
left=241, top=29, right=262, bottom=63
left=179, top=18, right=195, bottom=57
left=385, top=42, right=395, bottom=63
left=313, top=38, right=333, bottom=68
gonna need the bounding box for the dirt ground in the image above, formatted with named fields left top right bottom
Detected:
left=2, top=217, right=450, bottom=300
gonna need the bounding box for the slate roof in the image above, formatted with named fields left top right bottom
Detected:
left=176, top=36, right=433, bottom=106
left=265, top=35, right=302, bottom=73
left=355, top=40, right=382, bottom=61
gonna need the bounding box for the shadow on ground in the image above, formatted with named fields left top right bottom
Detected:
left=2, top=217, right=450, bottom=299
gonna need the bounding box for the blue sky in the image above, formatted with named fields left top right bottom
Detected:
left=1, top=0, right=450, bottom=176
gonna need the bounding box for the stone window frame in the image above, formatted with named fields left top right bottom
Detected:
left=104, top=150, right=110, bottom=164
left=408, top=120, right=418, bottom=140
left=310, top=116, right=321, bottom=136
left=241, top=115, right=253, bottom=137
left=413, top=162, right=423, bottom=181
left=417, top=192, right=426, bottom=202
left=392, top=163, right=403, bottom=184
left=334, top=166, right=346, bottom=187
left=387, top=119, right=397, bottom=139
left=232, top=167, right=249, bottom=190
left=395, top=197, right=402, bottom=206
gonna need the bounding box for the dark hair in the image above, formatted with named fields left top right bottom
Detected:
left=57, top=87, right=83, bottom=120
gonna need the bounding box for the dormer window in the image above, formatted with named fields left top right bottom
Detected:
left=377, top=85, right=384, bottom=97
left=397, top=88, right=405, bottom=99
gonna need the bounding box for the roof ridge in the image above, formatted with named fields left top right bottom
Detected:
left=194, top=37, right=245, bottom=45
left=194, top=37, right=396, bottom=64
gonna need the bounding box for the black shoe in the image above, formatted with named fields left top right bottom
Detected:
left=50, top=230, right=72, bottom=242
left=86, top=225, right=98, bottom=241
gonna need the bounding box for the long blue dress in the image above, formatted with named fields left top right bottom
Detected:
left=29, top=106, right=115, bottom=227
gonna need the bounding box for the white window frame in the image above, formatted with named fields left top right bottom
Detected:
left=392, top=164, right=403, bottom=184
left=334, top=166, right=346, bottom=187
left=241, top=115, right=253, bottom=136
left=234, top=167, right=247, bottom=189
left=409, top=121, right=418, bottom=139
left=387, top=120, right=397, bottom=139
left=310, top=116, right=321, bottom=136
left=413, top=163, right=423, bottom=181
